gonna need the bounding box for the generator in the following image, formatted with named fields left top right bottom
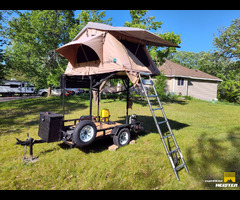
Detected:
left=100, top=108, right=110, bottom=122
left=38, top=112, right=63, bottom=143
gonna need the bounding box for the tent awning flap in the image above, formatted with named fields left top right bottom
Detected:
left=56, top=34, right=103, bottom=67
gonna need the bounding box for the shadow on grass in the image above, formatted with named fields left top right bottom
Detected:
left=63, top=114, right=189, bottom=154
left=186, top=126, right=240, bottom=189
left=0, top=96, right=88, bottom=136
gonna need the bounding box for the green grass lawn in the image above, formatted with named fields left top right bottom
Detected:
left=0, top=95, right=240, bottom=190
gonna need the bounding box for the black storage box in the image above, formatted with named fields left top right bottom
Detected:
left=38, top=112, right=63, bottom=143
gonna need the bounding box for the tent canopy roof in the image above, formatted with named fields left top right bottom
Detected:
left=73, top=22, right=180, bottom=48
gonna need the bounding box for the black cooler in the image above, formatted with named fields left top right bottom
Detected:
left=38, top=112, right=63, bottom=143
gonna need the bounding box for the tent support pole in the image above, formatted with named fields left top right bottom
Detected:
left=97, top=85, right=100, bottom=122
left=89, top=76, right=93, bottom=120
left=61, top=74, right=66, bottom=120
left=126, top=78, right=129, bottom=124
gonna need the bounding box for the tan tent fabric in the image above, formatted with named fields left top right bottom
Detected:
left=73, top=22, right=180, bottom=47
left=56, top=34, right=104, bottom=67
left=56, top=22, right=179, bottom=85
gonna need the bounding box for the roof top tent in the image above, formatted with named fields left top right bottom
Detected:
left=16, top=22, right=179, bottom=161
left=56, top=22, right=179, bottom=123
left=57, top=22, right=179, bottom=85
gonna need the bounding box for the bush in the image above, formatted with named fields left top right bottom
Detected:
left=218, top=80, right=240, bottom=103
left=154, top=71, right=167, bottom=97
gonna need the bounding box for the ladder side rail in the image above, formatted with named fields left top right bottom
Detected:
left=150, top=76, right=180, bottom=149
left=139, top=75, right=163, bottom=136
left=139, top=74, right=188, bottom=180
left=139, top=75, right=175, bottom=166
left=150, top=76, right=189, bottom=173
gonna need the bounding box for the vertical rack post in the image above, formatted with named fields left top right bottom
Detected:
left=89, top=76, right=93, bottom=120
left=61, top=74, right=66, bottom=120
left=126, top=78, right=129, bottom=124
left=97, top=85, right=100, bottom=122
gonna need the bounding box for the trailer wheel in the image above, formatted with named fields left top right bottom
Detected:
left=113, top=128, right=131, bottom=147
left=73, top=120, right=97, bottom=147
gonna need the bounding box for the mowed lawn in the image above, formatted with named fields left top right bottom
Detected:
left=0, top=95, right=240, bottom=190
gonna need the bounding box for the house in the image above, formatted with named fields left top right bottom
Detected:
left=158, top=60, right=222, bottom=101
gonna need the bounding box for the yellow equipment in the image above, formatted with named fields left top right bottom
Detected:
left=101, top=108, right=110, bottom=122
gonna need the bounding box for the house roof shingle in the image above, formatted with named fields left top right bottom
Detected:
left=158, top=59, right=222, bottom=82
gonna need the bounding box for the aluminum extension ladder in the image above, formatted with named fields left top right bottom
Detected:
left=139, top=72, right=189, bottom=181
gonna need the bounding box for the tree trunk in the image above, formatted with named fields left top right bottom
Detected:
left=46, top=87, right=51, bottom=98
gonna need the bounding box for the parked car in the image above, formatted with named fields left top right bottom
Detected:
left=38, top=88, right=65, bottom=97
left=65, top=88, right=85, bottom=95
left=37, top=88, right=84, bottom=97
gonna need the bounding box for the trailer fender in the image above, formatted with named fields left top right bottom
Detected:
left=110, top=124, right=130, bottom=137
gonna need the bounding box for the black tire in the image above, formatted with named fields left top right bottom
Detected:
left=113, top=128, right=131, bottom=147
left=73, top=120, right=97, bottom=147
left=42, top=92, right=47, bottom=97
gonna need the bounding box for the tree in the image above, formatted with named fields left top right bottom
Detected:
left=0, top=10, right=20, bottom=82
left=168, top=51, right=230, bottom=77
left=3, top=10, right=76, bottom=93
left=154, top=71, right=167, bottom=97
left=124, top=10, right=181, bottom=65
left=213, top=18, right=240, bottom=103
left=124, top=10, right=162, bottom=30
left=214, top=18, right=240, bottom=61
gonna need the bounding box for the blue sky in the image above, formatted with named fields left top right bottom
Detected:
left=5, top=10, right=240, bottom=54
left=100, top=10, right=240, bottom=53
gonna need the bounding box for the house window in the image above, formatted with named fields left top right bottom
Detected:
left=177, top=78, right=184, bottom=86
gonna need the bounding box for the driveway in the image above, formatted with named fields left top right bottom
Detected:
left=0, top=96, right=40, bottom=102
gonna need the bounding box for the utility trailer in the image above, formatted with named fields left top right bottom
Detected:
left=38, top=74, right=143, bottom=148
left=16, top=73, right=144, bottom=160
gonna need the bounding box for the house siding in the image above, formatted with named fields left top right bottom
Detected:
left=165, top=77, right=219, bottom=101
left=187, top=79, right=218, bottom=101
left=165, top=77, right=173, bottom=93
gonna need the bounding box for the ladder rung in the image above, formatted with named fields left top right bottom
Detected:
left=140, top=72, right=150, bottom=76
left=163, top=134, right=173, bottom=139
left=168, top=148, right=179, bottom=155
left=152, top=107, right=163, bottom=111
left=148, top=95, right=157, bottom=98
left=142, top=79, right=153, bottom=85
left=175, top=164, right=185, bottom=171
left=158, top=120, right=167, bottom=125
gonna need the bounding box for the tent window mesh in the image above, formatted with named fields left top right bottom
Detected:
left=121, top=40, right=150, bottom=67
left=77, top=45, right=99, bottom=63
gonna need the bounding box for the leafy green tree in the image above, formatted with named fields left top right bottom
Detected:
left=218, top=80, right=240, bottom=103
left=154, top=71, right=167, bottom=97
left=214, top=18, right=240, bottom=61
left=213, top=18, right=240, bottom=103
left=0, top=10, right=20, bottom=82
left=168, top=51, right=230, bottom=77
left=124, top=10, right=162, bottom=30
left=3, top=10, right=75, bottom=92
